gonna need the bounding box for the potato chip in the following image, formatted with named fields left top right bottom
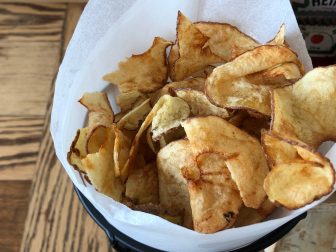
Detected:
left=114, top=112, right=126, bottom=123
left=235, top=198, right=276, bottom=227
left=151, top=96, right=190, bottom=140
left=195, top=22, right=259, bottom=60
left=157, top=139, right=195, bottom=228
left=169, top=12, right=223, bottom=81
left=86, top=125, right=108, bottom=154
left=103, top=37, right=172, bottom=93
left=268, top=24, right=285, bottom=45
left=150, top=77, right=205, bottom=104
left=125, top=162, right=159, bottom=204
left=113, top=125, right=132, bottom=178
left=240, top=116, right=270, bottom=139
left=227, top=111, right=248, bottom=127
left=116, top=91, right=148, bottom=113
left=185, top=152, right=242, bottom=233
left=271, top=66, right=336, bottom=148
left=82, top=126, right=124, bottom=201
left=79, top=92, right=114, bottom=127
left=182, top=116, right=269, bottom=208
left=174, top=89, right=230, bottom=118
left=67, top=127, right=89, bottom=173
left=262, top=132, right=335, bottom=209
left=205, top=45, right=301, bottom=116
left=117, top=98, right=151, bottom=130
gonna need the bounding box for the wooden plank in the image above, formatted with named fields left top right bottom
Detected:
left=0, top=181, right=31, bottom=252
left=21, top=3, right=113, bottom=252
left=0, top=116, right=44, bottom=180
left=0, top=2, right=65, bottom=116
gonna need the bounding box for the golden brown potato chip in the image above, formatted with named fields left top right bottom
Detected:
left=184, top=152, right=242, bottom=233
left=205, top=45, right=301, bottom=116
left=157, top=139, right=195, bottom=228
left=116, top=91, right=148, bottom=113
left=182, top=116, right=269, bottom=208
left=86, top=125, right=108, bottom=154
left=168, top=44, right=179, bottom=75
left=103, top=37, right=172, bottom=93
left=79, top=92, right=114, bottom=127
left=113, top=125, right=132, bottom=178
left=174, top=89, right=230, bottom=118
left=262, top=132, right=335, bottom=209
left=195, top=22, right=259, bottom=60
left=271, top=66, right=336, bottom=148
left=117, top=98, right=151, bottom=130
left=150, top=77, right=205, bottom=104
left=82, top=126, right=124, bottom=201
left=123, top=95, right=171, bottom=180
left=125, top=162, right=159, bottom=204
left=169, top=12, right=223, bottom=81
left=151, top=96, right=190, bottom=140
left=235, top=198, right=276, bottom=227
left=268, top=24, right=285, bottom=45
left=114, top=112, right=127, bottom=123
left=67, top=128, right=89, bottom=173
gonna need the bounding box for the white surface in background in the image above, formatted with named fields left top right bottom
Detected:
left=51, top=1, right=334, bottom=251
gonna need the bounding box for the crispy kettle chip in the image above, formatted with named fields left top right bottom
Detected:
left=182, top=116, right=269, bottom=208
left=116, top=91, right=148, bottom=113
left=67, top=127, right=89, bottom=173
left=272, top=66, right=336, bottom=148
left=262, top=132, right=335, bottom=209
left=103, top=37, right=172, bottom=93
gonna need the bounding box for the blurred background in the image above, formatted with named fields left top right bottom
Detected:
left=0, top=0, right=334, bottom=252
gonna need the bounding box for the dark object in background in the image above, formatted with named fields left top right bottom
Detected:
left=291, top=0, right=336, bottom=66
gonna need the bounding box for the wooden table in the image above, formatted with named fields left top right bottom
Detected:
left=0, top=1, right=334, bottom=252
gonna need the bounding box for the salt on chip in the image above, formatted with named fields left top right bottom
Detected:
left=103, top=37, right=172, bottom=93
left=184, top=152, right=242, bottom=233
left=182, top=116, right=269, bottom=208
left=82, top=126, right=124, bottom=201
left=235, top=198, right=276, bottom=227
left=195, top=22, right=259, bottom=60
left=151, top=95, right=190, bottom=140
left=150, top=77, right=205, bottom=104
left=174, top=89, right=230, bottom=118
left=169, top=11, right=223, bottom=81
left=125, top=161, right=159, bottom=204
left=271, top=65, right=336, bottom=148
left=117, top=98, right=151, bottom=130
left=262, top=131, right=335, bottom=209
left=79, top=92, right=114, bottom=127
left=205, top=45, right=302, bottom=116
left=157, top=139, right=195, bottom=228
left=116, top=91, right=148, bottom=113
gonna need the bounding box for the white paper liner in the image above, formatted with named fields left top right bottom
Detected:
left=51, top=0, right=335, bottom=251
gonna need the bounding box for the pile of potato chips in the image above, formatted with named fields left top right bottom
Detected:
left=68, top=12, right=335, bottom=234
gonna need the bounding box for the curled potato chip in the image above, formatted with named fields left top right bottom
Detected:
left=272, top=66, right=336, bottom=148
left=125, top=162, right=159, bottom=204
left=175, top=89, right=230, bottom=118
left=195, top=22, right=259, bottom=60
left=182, top=116, right=269, bottom=208
left=86, top=125, right=108, bottom=154
left=151, top=96, right=190, bottom=140
left=113, top=125, right=132, bottom=178
left=157, top=139, right=195, bottom=228
left=206, top=45, right=302, bottom=116
left=262, top=132, right=335, bottom=209
left=67, top=128, right=89, bottom=173
left=116, top=91, right=148, bottom=113
left=169, top=12, right=222, bottom=81
left=103, top=37, right=172, bottom=93
left=150, top=77, right=205, bottom=104
left=79, top=92, right=114, bottom=127
left=184, top=152, right=242, bottom=233
left=268, top=24, right=285, bottom=45
left=235, top=198, right=276, bottom=227
left=117, top=98, right=151, bottom=130
left=82, top=126, right=124, bottom=201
